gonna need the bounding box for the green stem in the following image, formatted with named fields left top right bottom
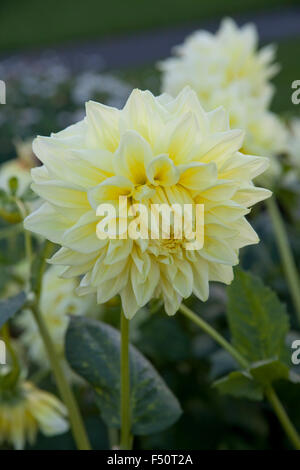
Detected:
left=31, top=304, right=91, bottom=450
left=0, top=207, right=22, bottom=224
left=265, top=386, right=300, bottom=450
left=120, top=311, right=132, bottom=450
left=266, top=197, right=300, bottom=325
left=28, top=241, right=91, bottom=450
left=108, top=427, right=119, bottom=450
left=15, top=199, right=32, bottom=271
left=0, top=223, right=23, bottom=241
left=179, top=303, right=248, bottom=369
left=179, top=303, right=300, bottom=450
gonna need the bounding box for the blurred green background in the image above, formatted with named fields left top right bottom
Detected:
left=0, top=0, right=298, bottom=51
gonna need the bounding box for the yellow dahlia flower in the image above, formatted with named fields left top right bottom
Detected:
left=159, top=18, right=277, bottom=106
left=25, top=87, right=271, bottom=318
left=159, top=18, right=286, bottom=160
left=0, top=380, right=68, bottom=449
left=17, top=265, right=93, bottom=371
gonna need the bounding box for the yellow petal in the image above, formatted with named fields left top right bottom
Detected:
left=168, top=112, right=200, bottom=164
left=120, top=89, right=166, bottom=148
left=62, top=211, right=105, bottom=254
left=114, top=130, right=153, bottom=185
left=219, top=152, right=269, bottom=180
left=31, top=181, right=89, bottom=208
left=201, top=236, right=238, bottom=265
left=192, top=256, right=209, bottom=301
left=146, top=154, right=179, bottom=186
left=33, top=137, right=109, bottom=188
left=194, top=129, right=244, bottom=166
left=233, top=185, right=272, bottom=207
left=24, top=203, right=73, bottom=244
left=179, top=161, right=217, bottom=191
left=200, top=180, right=237, bottom=201
left=86, top=100, right=120, bottom=152
left=88, top=175, right=133, bottom=209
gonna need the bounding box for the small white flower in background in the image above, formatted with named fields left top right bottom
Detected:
left=0, top=138, right=35, bottom=197
left=17, top=266, right=93, bottom=377
left=159, top=18, right=287, bottom=176
left=0, top=379, right=68, bottom=449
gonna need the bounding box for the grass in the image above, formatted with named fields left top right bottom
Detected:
left=0, top=0, right=298, bottom=52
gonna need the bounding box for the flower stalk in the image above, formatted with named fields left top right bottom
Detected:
left=266, top=197, right=300, bottom=325
left=120, top=311, right=132, bottom=450
left=30, top=303, right=91, bottom=450
left=21, top=230, right=91, bottom=450
left=179, top=303, right=300, bottom=450
left=16, top=199, right=32, bottom=272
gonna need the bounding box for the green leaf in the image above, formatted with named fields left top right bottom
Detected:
left=136, top=314, right=190, bottom=363
left=0, top=291, right=26, bottom=328
left=65, top=316, right=182, bottom=435
left=227, top=269, right=289, bottom=363
left=213, top=370, right=263, bottom=401
left=249, top=358, right=290, bottom=386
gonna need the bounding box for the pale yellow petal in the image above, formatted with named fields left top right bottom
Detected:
left=85, top=100, right=120, bottom=152
left=114, top=130, right=153, bottom=185
left=146, top=154, right=179, bottom=186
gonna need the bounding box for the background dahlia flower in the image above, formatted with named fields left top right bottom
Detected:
left=159, top=18, right=287, bottom=166
left=25, top=87, right=271, bottom=318
left=0, top=380, right=68, bottom=449
left=0, top=138, right=35, bottom=197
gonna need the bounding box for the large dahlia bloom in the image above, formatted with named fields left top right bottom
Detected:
left=25, top=87, right=271, bottom=318
left=159, top=18, right=287, bottom=160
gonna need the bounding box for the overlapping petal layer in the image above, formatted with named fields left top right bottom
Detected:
left=25, top=87, right=271, bottom=318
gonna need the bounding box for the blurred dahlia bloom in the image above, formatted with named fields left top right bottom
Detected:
left=17, top=265, right=92, bottom=372
left=0, top=380, right=68, bottom=449
left=159, top=18, right=287, bottom=165
left=25, top=87, right=271, bottom=318
left=0, top=138, right=36, bottom=197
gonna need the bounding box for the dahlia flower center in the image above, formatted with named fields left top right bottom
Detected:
left=152, top=234, right=187, bottom=256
